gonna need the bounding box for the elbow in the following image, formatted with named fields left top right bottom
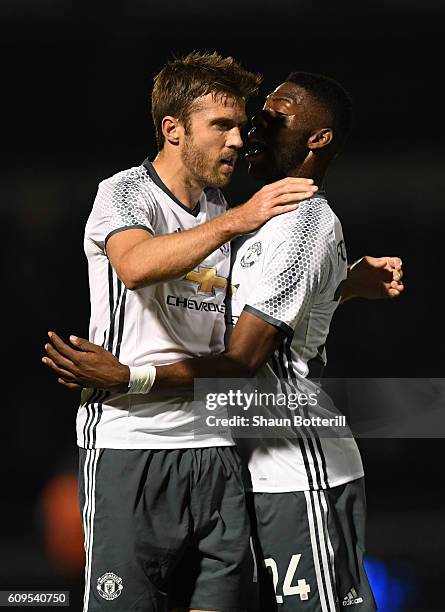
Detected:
left=119, top=273, right=142, bottom=291
left=116, top=261, right=152, bottom=291
left=225, top=355, right=256, bottom=378
left=112, top=256, right=143, bottom=290
left=123, top=278, right=144, bottom=291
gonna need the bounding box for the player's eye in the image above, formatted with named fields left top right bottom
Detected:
left=263, top=106, right=286, bottom=119
left=213, top=121, right=230, bottom=130
left=270, top=107, right=287, bottom=117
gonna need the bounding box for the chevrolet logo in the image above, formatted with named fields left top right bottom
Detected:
left=184, top=267, right=227, bottom=295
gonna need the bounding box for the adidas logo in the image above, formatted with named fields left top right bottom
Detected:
left=342, top=588, right=363, bottom=606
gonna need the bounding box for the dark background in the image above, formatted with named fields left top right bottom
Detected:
left=2, top=1, right=443, bottom=610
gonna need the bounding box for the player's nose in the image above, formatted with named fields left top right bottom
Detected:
left=226, top=127, right=243, bottom=149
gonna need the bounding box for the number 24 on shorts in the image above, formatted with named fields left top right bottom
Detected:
left=265, top=554, right=311, bottom=603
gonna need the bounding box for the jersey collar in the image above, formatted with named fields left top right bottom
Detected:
left=142, top=158, right=201, bottom=218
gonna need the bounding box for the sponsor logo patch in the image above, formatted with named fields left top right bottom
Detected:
left=342, top=588, right=363, bottom=606
left=167, top=295, right=226, bottom=313
left=184, top=266, right=227, bottom=295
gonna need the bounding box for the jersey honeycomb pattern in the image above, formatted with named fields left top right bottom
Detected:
left=248, top=197, right=334, bottom=331
left=95, top=166, right=157, bottom=241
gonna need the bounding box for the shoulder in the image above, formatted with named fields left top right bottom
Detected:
left=97, top=165, right=158, bottom=208
left=99, top=164, right=148, bottom=188
left=264, top=195, right=336, bottom=242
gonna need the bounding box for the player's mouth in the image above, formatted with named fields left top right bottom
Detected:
left=219, top=155, right=237, bottom=172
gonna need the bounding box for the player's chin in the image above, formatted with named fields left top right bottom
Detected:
left=210, top=171, right=232, bottom=188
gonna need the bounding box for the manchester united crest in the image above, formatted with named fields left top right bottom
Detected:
left=97, top=572, right=124, bottom=601
left=240, top=241, right=262, bottom=267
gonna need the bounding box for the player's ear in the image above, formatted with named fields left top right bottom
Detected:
left=161, top=116, right=181, bottom=146
left=307, top=128, right=333, bottom=150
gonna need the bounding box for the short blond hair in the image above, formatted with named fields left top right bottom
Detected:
left=151, top=51, right=262, bottom=149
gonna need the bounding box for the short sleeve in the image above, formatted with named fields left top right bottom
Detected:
left=88, top=167, right=157, bottom=247
left=244, top=203, right=332, bottom=336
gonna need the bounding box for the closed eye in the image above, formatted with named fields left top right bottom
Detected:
left=212, top=119, right=247, bottom=130
left=213, top=120, right=234, bottom=130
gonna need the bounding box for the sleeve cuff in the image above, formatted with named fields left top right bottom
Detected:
left=243, top=304, right=294, bottom=337
left=105, top=225, right=154, bottom=247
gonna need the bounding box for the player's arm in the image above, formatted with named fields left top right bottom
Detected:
left=340, top=255, right=404, bottom=301
left=43, top=241, right=404, bottom=390
left=43, top=313, right=284, bottom=392
left=108, top=177, right=317, bottom=290
left=155, top=311, right=283, bottom=385
left=43, top=253, right=404, bottom=390
left=43, top=214, right=314, bottom=391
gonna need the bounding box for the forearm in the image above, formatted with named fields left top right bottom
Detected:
left=121, top=211, right=240, bottom=289
left=97, top=353, right=251, bottom=396
left=111, top=177, right=318, bottom=289
left=152, top=353, right=254, bottom=393
left=152, top=311, right=281, bottom=392
left=43, top=313, right=282, bottom=394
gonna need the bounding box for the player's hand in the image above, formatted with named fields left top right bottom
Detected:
left=342, top=256, right=404, bottom=301
left=228, top=177, right=318, bottom=234
left=42, top=331, right=130, bottom=392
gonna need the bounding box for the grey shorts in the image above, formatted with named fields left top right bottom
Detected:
left=247, top=478, right=376, bottom=612
left=79, top=446, right=253, bottom=612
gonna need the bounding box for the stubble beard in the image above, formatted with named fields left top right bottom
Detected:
left=182, top=134, right=230, bottom=189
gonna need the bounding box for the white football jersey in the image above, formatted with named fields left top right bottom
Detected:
left=77, top=160, right=234, bottom=450
left=227, top=195, right=364, bottom=492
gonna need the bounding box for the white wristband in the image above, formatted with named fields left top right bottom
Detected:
left=128, top=364, right=157, bottom=394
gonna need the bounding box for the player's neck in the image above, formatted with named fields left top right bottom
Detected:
left=152, top=152, right=203, bottom=209
left=288, top=156, right=327, bottom=188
